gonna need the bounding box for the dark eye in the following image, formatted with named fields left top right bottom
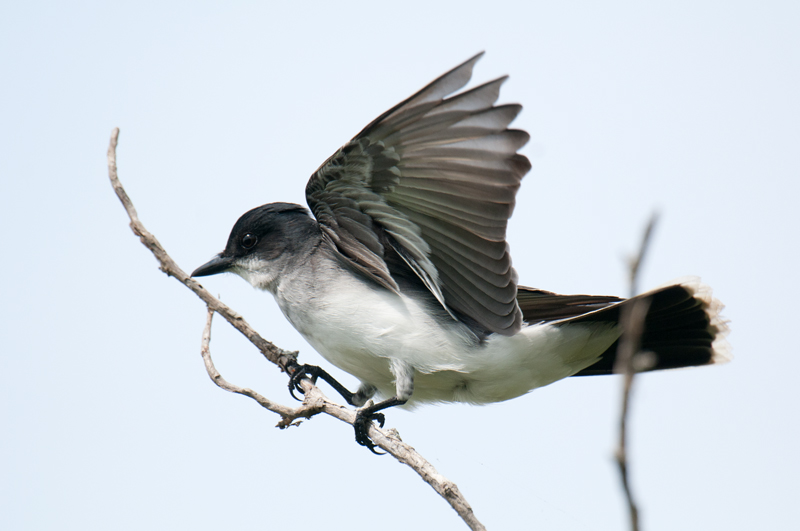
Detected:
left=241, top=233, right=257, bottom=249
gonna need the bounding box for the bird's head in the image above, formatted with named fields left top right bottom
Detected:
left=191, top=202, right=315, bottom=291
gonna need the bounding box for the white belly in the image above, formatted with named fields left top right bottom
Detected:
left=272, top=268, right=619, bottom=406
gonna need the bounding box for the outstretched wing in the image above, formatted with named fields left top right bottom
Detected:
left=306, top=53, right=530, bottom=335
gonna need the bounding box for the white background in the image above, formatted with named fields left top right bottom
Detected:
left=2, top=2, right=798, bottom=529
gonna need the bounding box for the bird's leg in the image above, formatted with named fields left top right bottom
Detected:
left=354, top=360, right=414, bottom=454
left=286, top=361, right=375, bottom=406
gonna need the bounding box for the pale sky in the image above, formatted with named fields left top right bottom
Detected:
left=2, top=2, right=798, bottom=530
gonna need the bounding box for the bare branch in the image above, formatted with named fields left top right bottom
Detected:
left=627, top=213, right=659, bottom=299
left=107, top=128, right=485, bottom=531
left=613, top=297, right=649, bottom=531
left=107, top=128, right=297, bottom=372
left=200, top=307, right=303, bottom=419
left=614, top=211, right=659, bottom=531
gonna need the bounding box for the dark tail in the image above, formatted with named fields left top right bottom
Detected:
left=516, top=279, right=730, bottom=376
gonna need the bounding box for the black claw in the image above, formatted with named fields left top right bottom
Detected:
left=353, top=410, right=387, bottom=454
left=287, top=363, right=321, bottom=401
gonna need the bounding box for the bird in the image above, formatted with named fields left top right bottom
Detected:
left=192, top=52, right=729, bottom=452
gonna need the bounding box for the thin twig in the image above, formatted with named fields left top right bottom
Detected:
left=614, top=297, right=650, bottom=531
left=200, top=307, right=305, bottom=419
left=107, top=128, right=297, bottom=372
left=627, top=213, right=658, bottom=299
left=107, top=128, right=486, bottom=531
left=613, top=211, right=659, bottom=531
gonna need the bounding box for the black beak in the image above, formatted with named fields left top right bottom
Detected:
left=191, top=254, right=234, bottom=277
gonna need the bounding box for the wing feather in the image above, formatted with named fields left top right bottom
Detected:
left=306, top=53, right=529, bottom=335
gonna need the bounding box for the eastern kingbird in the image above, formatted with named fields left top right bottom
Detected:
left=192, top=53, right=729, bottom=452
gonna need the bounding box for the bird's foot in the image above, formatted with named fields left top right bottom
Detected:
left=287, top=362, right=360, bottom=405
left=354, top=408, right=386, bottom=454
left=287, top=363, right=323, bottom=401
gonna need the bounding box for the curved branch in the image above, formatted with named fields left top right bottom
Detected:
left=107, top=128, right=485, bottom=531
